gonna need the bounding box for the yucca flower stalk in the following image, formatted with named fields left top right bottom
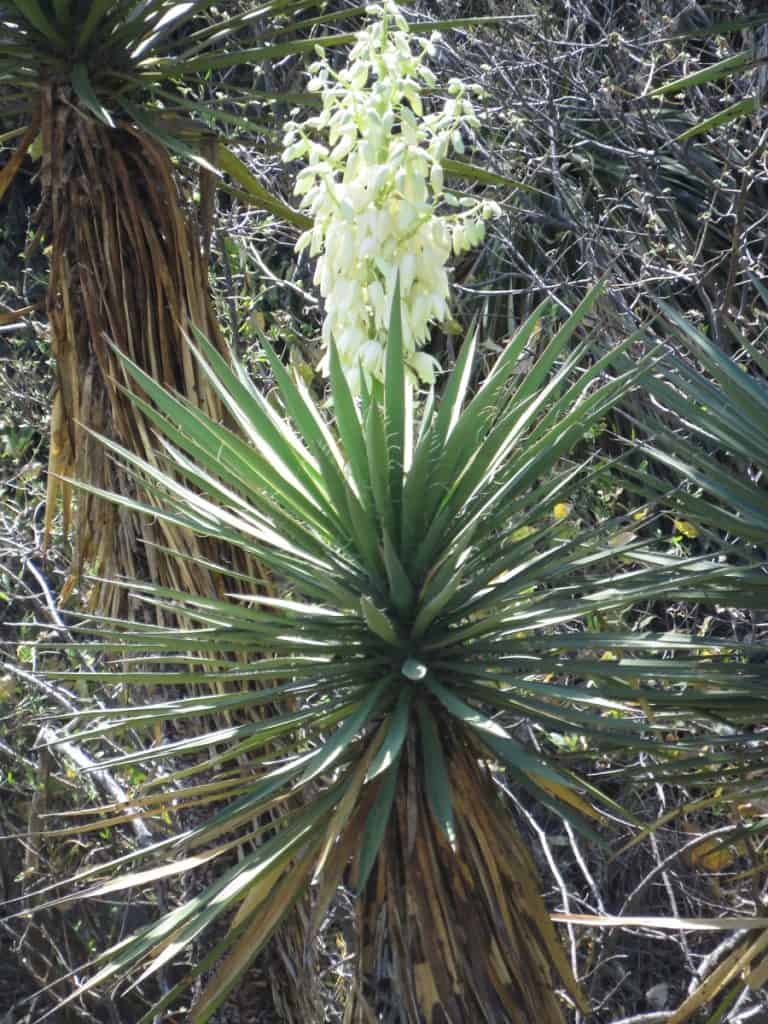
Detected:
left=283, top=0, right=500, bottom=390
left=20, top=285, right=768, bottom=1022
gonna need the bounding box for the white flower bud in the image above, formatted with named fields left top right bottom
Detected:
left=429, top=161, right=444, bottom=195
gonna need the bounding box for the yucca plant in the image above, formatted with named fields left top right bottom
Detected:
left=620, top=301, right=768, bottom=1024
left=20, top=284, right=768, bottom=1022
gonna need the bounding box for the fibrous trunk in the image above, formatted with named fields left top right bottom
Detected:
left=40, top=83, right=233, bottom=616
left=350, top=736, right=585, bottom=1023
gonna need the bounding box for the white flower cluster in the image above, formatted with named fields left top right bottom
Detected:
left=282, top=0, right=500, bottom=391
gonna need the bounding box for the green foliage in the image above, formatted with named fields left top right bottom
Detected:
left=635, top=301, right=768, bottom=569
left=614, top=299, right=768, bottom=875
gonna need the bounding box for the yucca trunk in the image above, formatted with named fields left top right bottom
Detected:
left=349, top=732, right=585, bottom=1023
left=38, top=85, right=320, bottom=1022
left=40, top=82, right=227, bottom=614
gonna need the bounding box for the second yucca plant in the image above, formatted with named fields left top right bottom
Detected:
left=32, top=286, right=768, bottom=1022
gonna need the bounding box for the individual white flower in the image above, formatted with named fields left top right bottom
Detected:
left=282, top=0, right=501, bottom=390
left=360, top=339, right=386, bottom=377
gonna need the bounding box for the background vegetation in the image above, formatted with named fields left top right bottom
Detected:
left=1, top=1, right=767, bottom=1022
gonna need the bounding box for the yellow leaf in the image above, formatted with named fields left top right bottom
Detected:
left=532, top=776, right=603, bottom=823
left=685, top=826, right=744, bottom=872
left=674, top=519, right=699, bottom=539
